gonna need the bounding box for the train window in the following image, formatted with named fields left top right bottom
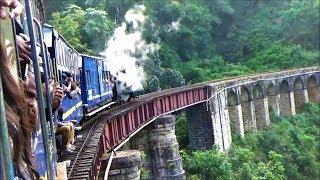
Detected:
left=58, top=70, right=62, bottom=82
left=107, top=71, right=111, bottom=80
left=65, top=48, right=67, bottom=67
left=56, top=42, right=59, bottom=65
left=66, top=51, right=69, bottom=68
left=105, top=71, right=108, bottom=81
left=69, top=53, right=72, bottom=69
left=63, top=47, right=66, bottom=67
left=59, top=43, right=62, bottom=65
left=104, top=71, right=107, bottom=81
left=66, top=50, right=68, bottom=68
left=86, top=70, right=91, bottom=84
left=60, top=44, right=63, bottom=66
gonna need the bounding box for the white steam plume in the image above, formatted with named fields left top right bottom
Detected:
left=166, top=18, right=181, bottom=32
left=101, top=5, right=159, bottom=91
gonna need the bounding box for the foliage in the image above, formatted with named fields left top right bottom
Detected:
left=46, top=0, right=319, bottom=86
left=180, top=103, right=320, bottom=179
left=143, top=76, right=160, bottom=93
left=181, top=149, right=233, bottom=179
left=51, top=4, right=115, bottom=54
left=244, top=42, right=319, bottom=71
left=175, top=113, right=188, bottom=149
left=144, top=56, right=185, bottom=91
left=140, top=151, right=151, bottom=179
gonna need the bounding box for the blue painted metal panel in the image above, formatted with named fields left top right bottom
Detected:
left=82, top=56, right=101, bottom=110
left=60, top=95, right=83, bottom=123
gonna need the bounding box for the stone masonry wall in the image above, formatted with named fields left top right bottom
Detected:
left=186, top=103, right=214, bottom=151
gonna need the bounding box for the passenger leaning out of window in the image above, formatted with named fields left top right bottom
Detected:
left=0, top=1, right=40, bottom=179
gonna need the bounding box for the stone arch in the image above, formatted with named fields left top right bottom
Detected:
left=240, top=86, right=250, bottom=103
left=227, top=89, right=244, bottom=138
left=266, top=82, right=278, bottom=115
left=253, top=84, right=263, bottom=99
left=253, top=84, right=269, bottom=129
left=267, top=82, right=277, bottom=96
left=280, top=80, right=290, bottom=93
left=227, top=90, right=238, bottom=106
left=293, top=76, right=305, bottom=113
left=307, top=75, right=319, bottom=103
left=279, top=79, right=292, bottom=116
left=240, top=86, right=255, bottom=132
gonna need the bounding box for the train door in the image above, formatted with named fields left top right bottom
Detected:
left=102, top=61, right=113, bottom=102
left=97, top=60, right=103, bottom=102
left=83, top=56, right=100, bottom=110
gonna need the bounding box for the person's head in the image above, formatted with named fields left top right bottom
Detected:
left=25, top=72, right=39, bottom=128
left=0, top=42, right=37, bottom=176
left=70, top=82, right=76, bottom=91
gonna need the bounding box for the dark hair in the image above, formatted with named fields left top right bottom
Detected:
left=0, top=42, right=38, bottom=178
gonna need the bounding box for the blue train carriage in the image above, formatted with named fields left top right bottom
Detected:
left=43, top=25, right=84, bottom=124
left=81, top=54, right=114, bottom=117
left=56, top=36, right=84, bottom=124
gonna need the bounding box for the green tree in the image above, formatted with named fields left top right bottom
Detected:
left=51, top=4, right=115, bottom=54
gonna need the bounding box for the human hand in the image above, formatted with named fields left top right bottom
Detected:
left=16, top=34, right=31, bottom=64
left=0, top=0, right=24, bottom=20
left=52, top=86, right=64, bottom=110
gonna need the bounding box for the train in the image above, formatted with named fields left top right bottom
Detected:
left=0, top=0, right=137, bottom=179
left=43, top=24, right=135, bottom=124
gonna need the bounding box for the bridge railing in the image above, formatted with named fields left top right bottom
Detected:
left=100, top=86, right=210, bottom=152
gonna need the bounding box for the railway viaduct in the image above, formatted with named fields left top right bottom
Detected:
left=66, top=67, right=320, bottom=179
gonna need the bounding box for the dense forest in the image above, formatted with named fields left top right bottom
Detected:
left=44, top=0, right=319, bottom=91
left=44, top=0, right=319, bottom=179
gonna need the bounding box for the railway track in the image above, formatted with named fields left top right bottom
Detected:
left=59, top=101, right=143, bottom=179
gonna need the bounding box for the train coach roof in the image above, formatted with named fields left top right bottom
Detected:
left=80, top=54, right=106, bottom=61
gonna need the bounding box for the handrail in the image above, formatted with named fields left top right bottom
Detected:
left=24, top=0, right=53, bottom=179
left=0, top=76, right=14, bottom=179
left=33, top=18, right=57, bottom=178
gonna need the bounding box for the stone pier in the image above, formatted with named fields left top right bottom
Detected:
left=209, top=87, right=232, bottom=151
left=266, top=82, right=280, bottom=117
left=253, top=84, right=269, bottom=129
left=279, top=80, right=294, bottom=116
left=149, top=115, right=185, bottom=179
left=108, top=150, right=141, bottom=180
left=186, top=103, right=214, bottom=150
left=293, top=77, right=306, bottom=113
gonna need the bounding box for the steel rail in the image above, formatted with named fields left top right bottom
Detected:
left=68, top=120, right=99, bottom=178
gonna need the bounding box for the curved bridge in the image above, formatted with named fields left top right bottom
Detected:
left=67, top=67, right=320, bottom=179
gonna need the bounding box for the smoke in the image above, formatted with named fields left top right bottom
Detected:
left=100, top=5, right=159, bottom=91
left=166, top=18, right=181, bottom=32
